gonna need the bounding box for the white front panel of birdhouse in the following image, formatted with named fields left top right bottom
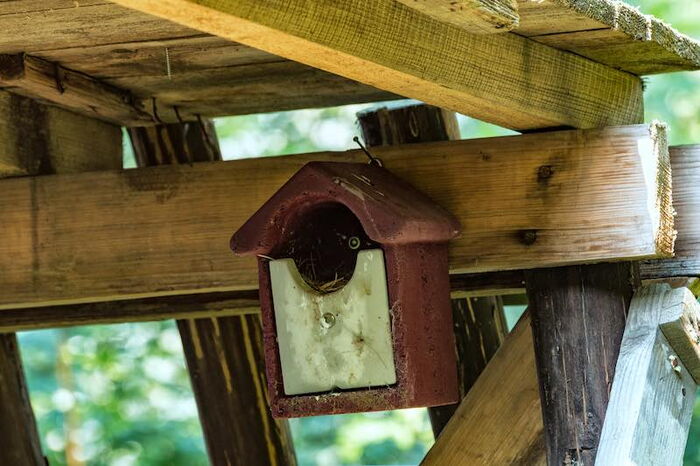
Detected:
left=269, top=249, right=397, bottom=395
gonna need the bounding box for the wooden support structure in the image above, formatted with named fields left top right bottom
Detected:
left=111, top=0, right=644, bottom=131
left=355, top=103, right=509, bottom=436
left=525, top=262, right=637, bottom=464
left=422, top=312, right=545, bottom=465
left=0, top=91, right=121, bottom=465
left=0, top=124, right=675, bottom=309
left=129, top=120, right=297, bottom=466
left=596, top=284, right=700, bottom=464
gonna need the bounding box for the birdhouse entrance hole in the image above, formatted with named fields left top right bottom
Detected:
left=273, top=202, right=378, bottom=294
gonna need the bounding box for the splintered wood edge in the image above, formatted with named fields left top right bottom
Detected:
left=547, top=0, right=700, bottom=69
left=660, top=294, right=700, bottom=384
left=648, top=121, right=675, bottom=258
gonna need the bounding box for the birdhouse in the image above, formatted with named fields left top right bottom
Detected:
left=231, top=162, right=461, bottom=417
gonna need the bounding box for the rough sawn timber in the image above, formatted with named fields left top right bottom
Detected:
left=596, top=284, right=700, bottom=465
left=110, top=0, right=644, bottom=131
left=396, top=0, right=519, bottom=33
left=0, top=123, right=674, bottom=309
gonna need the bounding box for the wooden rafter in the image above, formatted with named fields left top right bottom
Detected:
left=396, top=0, right=519, bottom=33
left=0, top=124, right=675, bottom=309
left=109, top=0, right=644, bottom=131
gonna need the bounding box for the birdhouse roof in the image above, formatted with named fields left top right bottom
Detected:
left=231, top=162, right=461, bottom=255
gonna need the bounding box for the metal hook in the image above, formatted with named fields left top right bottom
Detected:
left=352, top=136, right=383, bottom=167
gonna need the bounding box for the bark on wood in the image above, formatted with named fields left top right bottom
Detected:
left=110, top=0, right=644, bottom=131
left=596, top=284, right=699, bottom=465
left=525, top=262, right=638, bottom=465
left=129, top=121, right=297, bottom=466
left=0, top=124, right=675, bottom=309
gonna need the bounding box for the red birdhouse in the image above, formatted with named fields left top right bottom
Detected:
left=231, top=162, right=461, bottom=417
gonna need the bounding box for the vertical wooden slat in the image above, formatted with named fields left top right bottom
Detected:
left=128, top=120, right=297, bottom=466
left=525, top=263, right=637, bottom=465
left=356, top=104, right=507, bottom=436
left=0, top=92, right=121, bottom=465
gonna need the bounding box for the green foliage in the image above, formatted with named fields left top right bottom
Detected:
left=17, top=1, right=700, bottom=464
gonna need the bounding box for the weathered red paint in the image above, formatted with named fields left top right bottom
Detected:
left=231, top=162, right=460, bottom=417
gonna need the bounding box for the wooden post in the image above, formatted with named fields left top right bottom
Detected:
left=357, top=104, right=508, bottom=436
left=128, top=120, right=297, bottom=466
left=596, top=284, right=700, bottom=465
left=0, top=92, right=122, bottom=465
left=525, top=263, right=637, bottom=464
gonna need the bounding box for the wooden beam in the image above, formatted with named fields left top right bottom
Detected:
left=0, top=272, right=520, bottom=333
left=110, top=0, right=644, bottom=131
left=0, top=91, right=121, bottom=465
left=0, top=90, right=122, bottom=176
left=596, top=284, right=699, bottom=464
left=395, top=0, right=519, bottom=33
left=525, top=262, right=636, bottom=464
left=355, top=103, right=509, bottom=436
left=0, top=123, right=674, bottom=308
left=643, top=145, right=700, bottom=279
left=0, top=334, right=45, bottom=466
left=129, top=120, right=297, bottom=466
left=422, top=312, right=545, bottom=465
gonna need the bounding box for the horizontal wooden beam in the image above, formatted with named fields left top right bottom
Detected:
left=642, top=145, right=700, bottom=279
left=0, top=124, right=674, bottom=309
left=395, top=0, right=519, bottom=33
left=422, top=312, right=545, bottom=465
left=110, top=0, right=643, bottom=131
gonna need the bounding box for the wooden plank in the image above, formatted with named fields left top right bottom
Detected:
left=395, top=0, right=519, bottom=33
left=110, top=0, right=644, bottom=131
left=356, top=103, right=508, bottom=437
left=642, top=145, right=700, bottom=279
left=660, top=302, right=700, bottom=384
left=525, top=262, right=636, bottom=464
left=129, top=120, right=297, bottom=466
left=0, top=273, right=520, bottom=333
left=596, top=284, right=699, bottom=465
left=0, top=90, right=121, bottom=176
left=422, top=312, right=545, bottom=465
left=0, top=90, right=120, bottom=466
left=516, top=0, right=700, bottom=75
left=0, top=123, right=673, bottom=308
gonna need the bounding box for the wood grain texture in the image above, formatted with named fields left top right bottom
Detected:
left=110, top=0, right=644, bottom=131
left=660, top=304, right=700, bottom=384
left=179, top=316, right=297, bottom=466
left=0, top=92, right=120, bottom=466
left=0, top=124, right=674, bottom=308
left=517, top=0, right=700, bottom=75
left=129, top=120, right=296, bottom=465
left=0, top=90, right=121, bottom=176
left=356, top=103, right=507, bottom=437
left=422, top=312, right=545, bottom=465
left=395, top=0, right=519, bottom=33
left=596, top=284, right=699, bottom=465
left=642, top=145, right=700, bottom=279
left=525, top=262, right=636, bottom=465
left=0, top=334, right=46, bottom=465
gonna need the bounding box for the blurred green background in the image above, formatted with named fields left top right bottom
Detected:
left=19, top=1, right=699, bottom=464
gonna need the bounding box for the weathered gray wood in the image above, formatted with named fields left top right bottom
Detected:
left=525, top=262, right=637, bottom=465
left=596, top=284, right=700, bottom=465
